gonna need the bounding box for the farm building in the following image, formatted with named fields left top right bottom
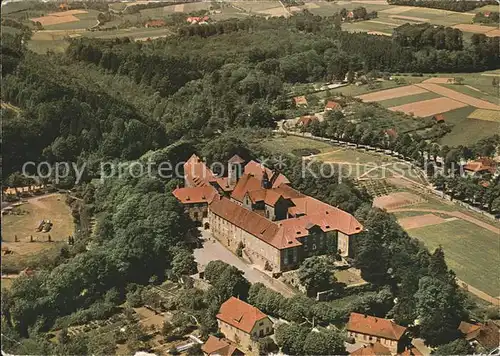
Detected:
left=293, top=96, right=308, bottom=107
left=216, top=297, right=273, bottom=352
left=432, top=114, right=445, bottom=123
left=347, top=313, right=407, bottom=355
left=462, top=157, right=497, bottom=177
left=201, top=335, right=244, bottom=356
left=296, top=115, right=317, bottom=128
left=145, top=19, right=166, bottom=28
left=325, top=100, right=341, bottom=111
left=175, top=154, right=363, bottom=273
left=459, top=321, right=500, bottom=352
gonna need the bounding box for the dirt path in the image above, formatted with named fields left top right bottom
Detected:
left=456, top=278, right=500, bottom=306
left=389, top=208, right=500, bottom=234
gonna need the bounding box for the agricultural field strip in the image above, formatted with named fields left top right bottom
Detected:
left=355, top=84, right=428, bottom=102
left=467, top=109, right=500, bottom=123
left=415, top=83, right=500, bottom=110
left=388, top=97, right=467, bottom=117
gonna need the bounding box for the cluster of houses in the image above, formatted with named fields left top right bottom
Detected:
left=186, top=16, right=210, bottom=24
left=201, top=296, right=499, bottom=356
left=173, top=154, right=363, bottom=273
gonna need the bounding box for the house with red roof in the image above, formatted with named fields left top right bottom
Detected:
left=432, top=114, right=445, bottom=123
left=201, top=335, right=244, bottom=356
left=462, top=157, right=497, bottom=177
left=293, top=96, right=308, bottom=107
left=325, top=100, right=342, bottom=111
left=350, top=342, right=391, bottom=355
left=347, top=313, right=407, bottom=354
left=459, top=320, right=500, bottom=353
left=217, top=297, right=273, bottom=351
left=172, top=185, right=218, bottom=221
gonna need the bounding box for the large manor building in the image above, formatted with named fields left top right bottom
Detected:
left=173, top=154, right=363, bottom=273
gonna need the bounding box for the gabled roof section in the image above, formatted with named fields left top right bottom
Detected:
left=201, top=336, right=242, bottom=356
left=244, top=161, right=290, bottom=188
left=216, top=297, right=269, bottom=334
left=209, top=197, right=284, bottom=248
left=184, top=154, right=217, bottom=187
left=325, top=100, right=341, bottom=110
left=351, top=342, right=391, bottom=355
left=347, top=313, right=407, bottom=341
left=173, top=185, right=218, bottom=204
left=231, top=174, right=263, bottom=202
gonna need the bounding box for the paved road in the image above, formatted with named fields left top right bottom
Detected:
left=194, top=229, right=295, bottom=297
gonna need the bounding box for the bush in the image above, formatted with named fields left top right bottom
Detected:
left=236, top=242, right=244, bottom=257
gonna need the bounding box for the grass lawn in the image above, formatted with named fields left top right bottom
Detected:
left=318, top=148, right=395, bottom=165
left=27, top=38, right=69, bottom=54
left=393, top=210, right=453, bottom=219
left=260, top=135, right=334, bottom=155
left=439, top=106, right=499, bottom=147
left=409, top=220, right=500, bottom=297
left=83, top=27, right=174, bottom=40
left=470, top=4, right=500, bottom=13
left=378, top=91, right=441, bottom=108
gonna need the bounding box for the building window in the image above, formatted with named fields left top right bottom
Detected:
left=259, top=330, right=264, bottom=337
left=312, top=244, right=317, bottom=250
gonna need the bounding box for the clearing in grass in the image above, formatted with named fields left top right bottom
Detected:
left=398, top=213, right=448, bottom=230
left=373, top=192, right=425, bottom=209
left=408, top=220, right=500, bottom=297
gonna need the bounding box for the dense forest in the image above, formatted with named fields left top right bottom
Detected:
left=387, top=0, right=497, bottom=12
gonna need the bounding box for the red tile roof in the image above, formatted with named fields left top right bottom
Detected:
left=351, top=343, right=391, bottom=355
left=215, top=177, right=236, bottom=192
left=459, top=321, right=482, bottom=340
left=173, top=186, right=218, bottom=204
left=463, top=158, right=496, bottom=173
left=201, top=336, right=243, bottom=356
left=297, top=115, right=317, bottom=127
left=217, top=297, right=269, bottom=334
left=347, top=313, right=407, bottom=341
left=231, top=174, right=263, bottom=202
left=293, top=96, right=308, bottom=106
left=184, top=154, right=217, bottom=187
left=244, top=161, right=290, bottom=188
left=433, top=114, right=445, bottom=122
left=384, top=129, right=398, bottom=138
left=325, top=100, right=341, bottom=110
left=209, top=197, right=290, bottom=249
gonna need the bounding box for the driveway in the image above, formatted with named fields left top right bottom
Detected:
left=194, top=228, right=295, bottom=297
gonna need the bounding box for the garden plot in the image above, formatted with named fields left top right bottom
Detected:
left=468, top=109, right=500, bottom=123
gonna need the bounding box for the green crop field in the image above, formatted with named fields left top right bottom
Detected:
left=439, top=106, right=499, bottom=147
left=441, top=84, right=499, bottom=104
left=378, top=91, right=442, bottom=108
left=409, top=220, right=500, bottom=297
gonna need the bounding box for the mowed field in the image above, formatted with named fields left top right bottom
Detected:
left=407, top=219, right=500, bottom=297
